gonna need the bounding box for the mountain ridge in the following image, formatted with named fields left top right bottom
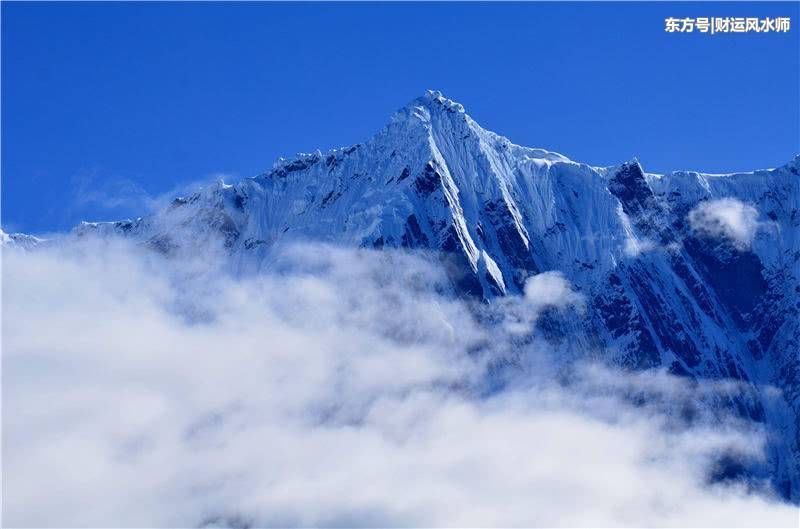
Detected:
left=4, top=90, right=799, bottom=501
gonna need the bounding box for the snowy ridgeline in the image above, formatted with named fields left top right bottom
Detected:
left=5, top=90, right=800, bottom=501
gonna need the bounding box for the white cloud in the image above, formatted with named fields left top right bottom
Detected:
left=688, top=198, right=761, bottom=250
left=524, top=270, right=585, bottom=310
left=2, top=239, right=796, bottom=527
left=491, top=271, right=585, bottom=336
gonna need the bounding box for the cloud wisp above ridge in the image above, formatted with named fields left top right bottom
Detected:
left=2, top=238, right=797, bottom=527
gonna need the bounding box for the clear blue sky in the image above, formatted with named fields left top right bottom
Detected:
left=3, top=2, right=798, bottom=234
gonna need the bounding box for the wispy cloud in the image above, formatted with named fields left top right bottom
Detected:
left=69, top=170, right=238, bottom=223
left=71, top=170, right=154, bottom=217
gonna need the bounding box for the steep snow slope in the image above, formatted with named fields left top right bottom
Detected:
left=18, top=90, right=800, bottom=500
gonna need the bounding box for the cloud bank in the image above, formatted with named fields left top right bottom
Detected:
left=2, top=239, right=796, bottom=527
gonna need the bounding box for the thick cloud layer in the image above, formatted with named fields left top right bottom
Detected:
left=2, top=239, right=797, bottom=527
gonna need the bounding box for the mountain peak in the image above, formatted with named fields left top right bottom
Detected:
left=415, top=89, right=466, bottom=114
left=391, top=90, right=468, bottom=125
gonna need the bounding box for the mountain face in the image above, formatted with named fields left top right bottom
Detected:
left=11, top=90, right=800, bottom=500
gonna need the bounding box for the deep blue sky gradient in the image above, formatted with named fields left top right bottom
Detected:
left=3, top=2, right=799, bottom=233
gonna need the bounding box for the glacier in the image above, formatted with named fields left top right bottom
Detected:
left=5, top=90, right=799, bottom=501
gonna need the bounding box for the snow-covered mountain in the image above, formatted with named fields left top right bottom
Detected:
left=0, top=229, right=43, bottom=251
left=9, top=90, right=800, bottom=500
